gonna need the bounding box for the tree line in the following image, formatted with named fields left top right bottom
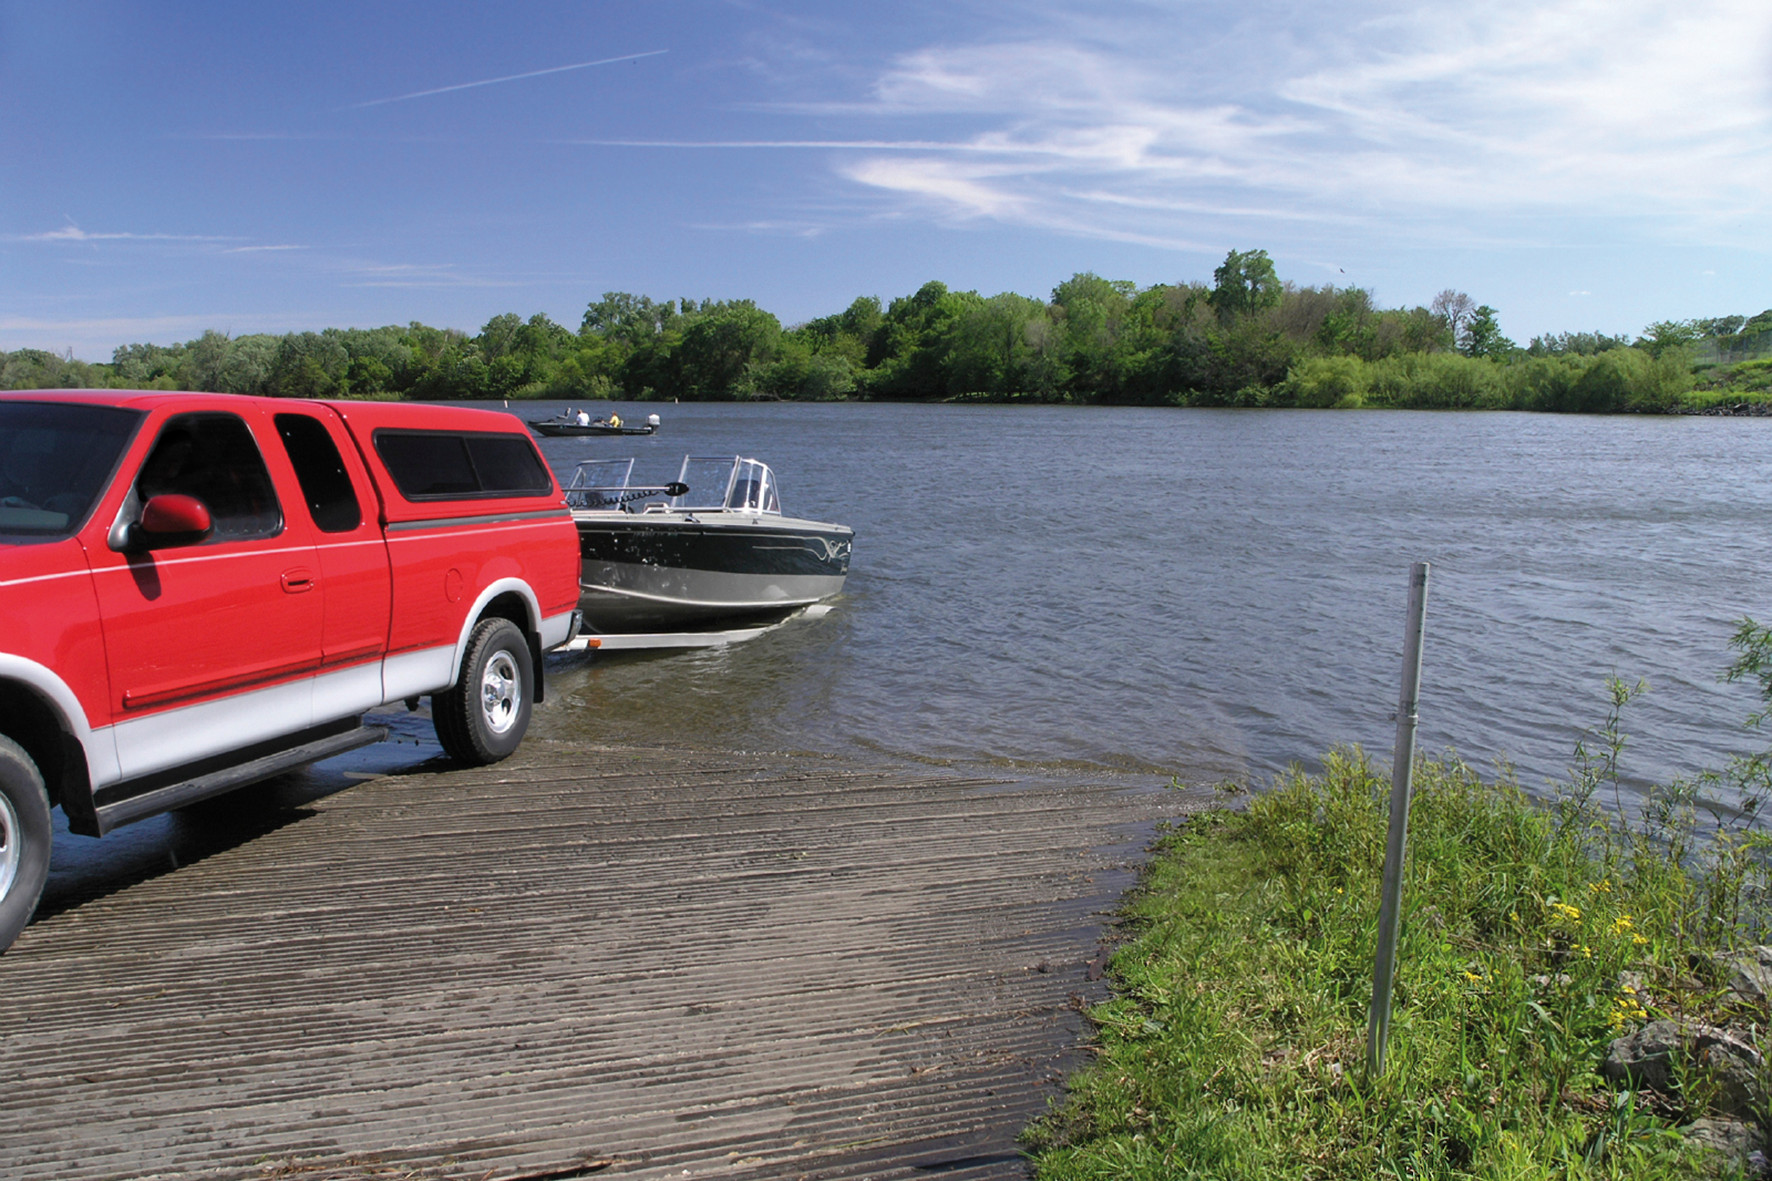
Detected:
left=5, top=249, right=1770, bottom=412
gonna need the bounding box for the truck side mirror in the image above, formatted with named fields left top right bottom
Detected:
left=136, top=493, right=214, bottom=549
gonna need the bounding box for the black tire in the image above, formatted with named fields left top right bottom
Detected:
left=0, top=736, right=53, bottom=954
left=434, top=618, right=534, bottom=766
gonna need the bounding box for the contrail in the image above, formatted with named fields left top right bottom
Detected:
left=348, top=49, right=667, bottom=109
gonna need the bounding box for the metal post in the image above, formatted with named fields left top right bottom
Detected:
left=1365, top=561, right=1430, bottom=1080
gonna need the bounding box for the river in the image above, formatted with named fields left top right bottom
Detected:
left=520, top=400, right=1772, bottom=799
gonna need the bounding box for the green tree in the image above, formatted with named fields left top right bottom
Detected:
left=218, top=335, right=278, bottom=395
left=111, top=341, right=186, bottom=388
left=1208, top=249, right=1281, bottom=321
left=1636, top=319, right=1701, bottom=359
left=266, top=332, right=350, bottom=398
left=1461, top=306, right=1515, bottom=359
left=1052, top=272, right=1133, bottom=400
left=0, top=348, right=109, bottom=390
left=943, top=292, right=1051, bottom=397
left=669, top=301, right=782, bottom=399
left=867, top=281, right=981, bottom=399
left=581, top=292, right=679, bottom=347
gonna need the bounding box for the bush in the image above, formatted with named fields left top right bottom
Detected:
left=1283, top=355, right=1370, bottom=408
left=1364, top=352, right=1510, bottom=409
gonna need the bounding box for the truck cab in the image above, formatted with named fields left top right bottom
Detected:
left=0, top=390, right=582, bottom=952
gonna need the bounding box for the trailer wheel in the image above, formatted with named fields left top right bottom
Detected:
left=0, top=735, right=52, bottom=954
left=434, top=618, right=534, bottom=767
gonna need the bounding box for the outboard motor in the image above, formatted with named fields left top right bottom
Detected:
left=647, top=413, right=661, bottom=427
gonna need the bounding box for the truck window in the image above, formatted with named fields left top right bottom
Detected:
left=0, top=402, right=142, bottom=539
left=464, top=434, right=554, bottom=494
left=373, top=430, right=553, bottom=500
left=275, top=413, right=363, bottom=533
left=136, top=413, right=282, bottom=540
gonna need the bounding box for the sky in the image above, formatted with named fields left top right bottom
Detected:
left=3, top=0, right=1770, bottom=361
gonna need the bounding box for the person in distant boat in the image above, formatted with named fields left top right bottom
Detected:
left=609, top=412, right=622, bottom=428
left=577, top=409, right=590, bottom=426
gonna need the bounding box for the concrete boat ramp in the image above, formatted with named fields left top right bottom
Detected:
left=0, top=738, right=1208, bottom=1180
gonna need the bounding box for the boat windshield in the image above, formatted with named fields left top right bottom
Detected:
left=671, top=456, right=779, bottom=513
left=566, top=455, right=783, bottom=513
left=564, top=458, right=636, bottom=509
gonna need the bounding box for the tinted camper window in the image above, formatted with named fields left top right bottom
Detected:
left=374, top=430, right=553, bottom=501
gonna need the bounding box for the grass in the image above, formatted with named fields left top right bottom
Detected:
left=1688, top=358, right=1772, bottom=408
left=1026, top=627, right=1772, bottom=1179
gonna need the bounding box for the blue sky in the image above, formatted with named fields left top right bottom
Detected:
left=3, top=0, right=1769, bottom=360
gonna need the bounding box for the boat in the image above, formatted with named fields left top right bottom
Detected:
left=530, top=410, right=660, bottom=437
left=564, top=455, right=853, bottom=634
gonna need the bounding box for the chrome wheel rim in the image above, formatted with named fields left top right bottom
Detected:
left=480, top=650, right=521, bottom=736
left=0, top=791, right=20, bottom=904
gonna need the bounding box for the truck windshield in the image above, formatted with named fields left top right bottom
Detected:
left=0, top=402, right=143, bottom=540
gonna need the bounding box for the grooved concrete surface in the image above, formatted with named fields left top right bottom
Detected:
left=0, top=741, right=1206, bottom=1181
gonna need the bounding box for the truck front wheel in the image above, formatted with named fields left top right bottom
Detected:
left=0, top=735, right=53, bottom=954
left=434, top=618, right=534, bottom=766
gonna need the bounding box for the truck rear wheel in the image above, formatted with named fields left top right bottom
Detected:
left=434, top=618, right=534, bottom=766
left=0, top=736, right=53, bottom=954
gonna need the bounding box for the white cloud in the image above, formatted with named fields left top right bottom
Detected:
left=818, top=0, right=1772, bottom=252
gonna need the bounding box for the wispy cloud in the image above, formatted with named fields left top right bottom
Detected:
left=10, top=224, right=235, bottom=244
left=335, top=260, right=522, bottom=289
left=780, top=0, right=1772, bottom=253
left=559, top=138, right=1006, bottom=151
left=347, top=49, right=668, bottom=109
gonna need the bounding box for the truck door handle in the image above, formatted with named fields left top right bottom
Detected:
left=280, top=568, right=316, bottom=593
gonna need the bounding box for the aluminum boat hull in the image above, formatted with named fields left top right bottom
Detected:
left=573, top=513, right=852, bottom=631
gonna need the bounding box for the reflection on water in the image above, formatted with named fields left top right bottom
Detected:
left=520, top=401, right=1772, bottom=800
left=542, top=606, right=858, bottom=756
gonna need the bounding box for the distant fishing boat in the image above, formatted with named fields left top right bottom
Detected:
left=530, top=410, right=660, bottom=437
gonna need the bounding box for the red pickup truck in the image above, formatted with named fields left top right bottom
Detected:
left=0, top=390, right=583, bottom=951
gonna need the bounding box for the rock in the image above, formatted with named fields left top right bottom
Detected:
left=1603, top=1019, right=1684, bottom=1092
left=1695, top=1029, right=1765, bottom=1120
left=1604, top=1020, right=1766, bottom=1119
left=1682, top=1116, right=1766, bottom=1175
left=1716, top=946, right=1772, bottom=1006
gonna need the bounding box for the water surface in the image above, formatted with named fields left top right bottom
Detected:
left=521, top=401, right=1772, bottom=797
